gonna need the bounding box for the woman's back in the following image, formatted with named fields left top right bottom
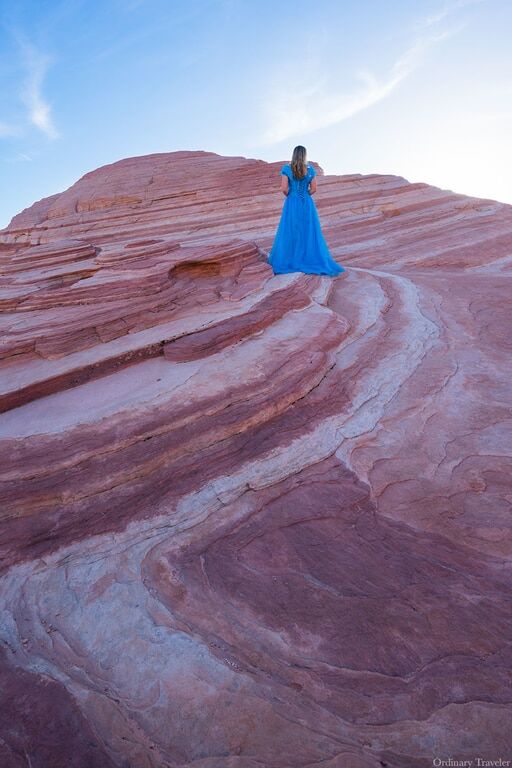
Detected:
left=281, top=163, right=316, bottom=198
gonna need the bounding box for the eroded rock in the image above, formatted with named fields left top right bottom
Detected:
left=1, top=150, right=511, bottom=767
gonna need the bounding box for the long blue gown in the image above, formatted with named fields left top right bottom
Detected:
left=267, top=163, right=345, bottom=276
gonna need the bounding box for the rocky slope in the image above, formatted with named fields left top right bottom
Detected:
left=1, top=150, right=511, bottom=767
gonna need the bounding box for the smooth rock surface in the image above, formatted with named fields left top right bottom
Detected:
left=1, top=150, right=511, bottom=767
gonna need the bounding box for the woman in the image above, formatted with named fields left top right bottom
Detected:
left=267, top=145, right=345, bottom=277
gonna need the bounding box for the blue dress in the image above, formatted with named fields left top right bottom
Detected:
left=267, top=163, right=345, bottom=276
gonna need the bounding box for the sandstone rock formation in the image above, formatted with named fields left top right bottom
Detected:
left=1, top=150, right=511, bottom=767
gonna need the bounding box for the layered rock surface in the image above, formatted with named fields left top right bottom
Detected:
left=1, top=150, right=512, bottom=767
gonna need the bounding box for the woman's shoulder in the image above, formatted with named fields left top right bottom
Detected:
left=281, top=162, right=315, bottom=178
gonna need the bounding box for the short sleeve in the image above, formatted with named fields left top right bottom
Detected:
left=308, top=165, right=316, bottom=179
left=280, top=164, right=289, bottom=177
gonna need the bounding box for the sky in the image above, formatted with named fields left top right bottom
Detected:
left=0, top=0, right=511, bottom=230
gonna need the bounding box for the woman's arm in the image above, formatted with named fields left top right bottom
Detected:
left=280, top=174, right=289, bottom=196
left=309, top=177, right=317, bottom=195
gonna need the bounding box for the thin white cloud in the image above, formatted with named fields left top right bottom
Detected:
left=11, top=33, right=60, bottom=139
left=419, top=0, right=486, bottom=28
left=1, top=151, right=33, bottom=163
left=257, top=0, right=486, bottom=146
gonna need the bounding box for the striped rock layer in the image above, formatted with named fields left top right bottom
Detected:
left=1, top=150, right=512, bottom=768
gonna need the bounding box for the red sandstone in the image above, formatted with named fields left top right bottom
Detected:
left=1, top=150, right=511, bottom=767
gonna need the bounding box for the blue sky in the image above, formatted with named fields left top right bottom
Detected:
left=1, top=0, right=511, bottom=229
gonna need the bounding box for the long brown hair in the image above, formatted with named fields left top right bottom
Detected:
left=290, top=145, right=307, bottom=180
